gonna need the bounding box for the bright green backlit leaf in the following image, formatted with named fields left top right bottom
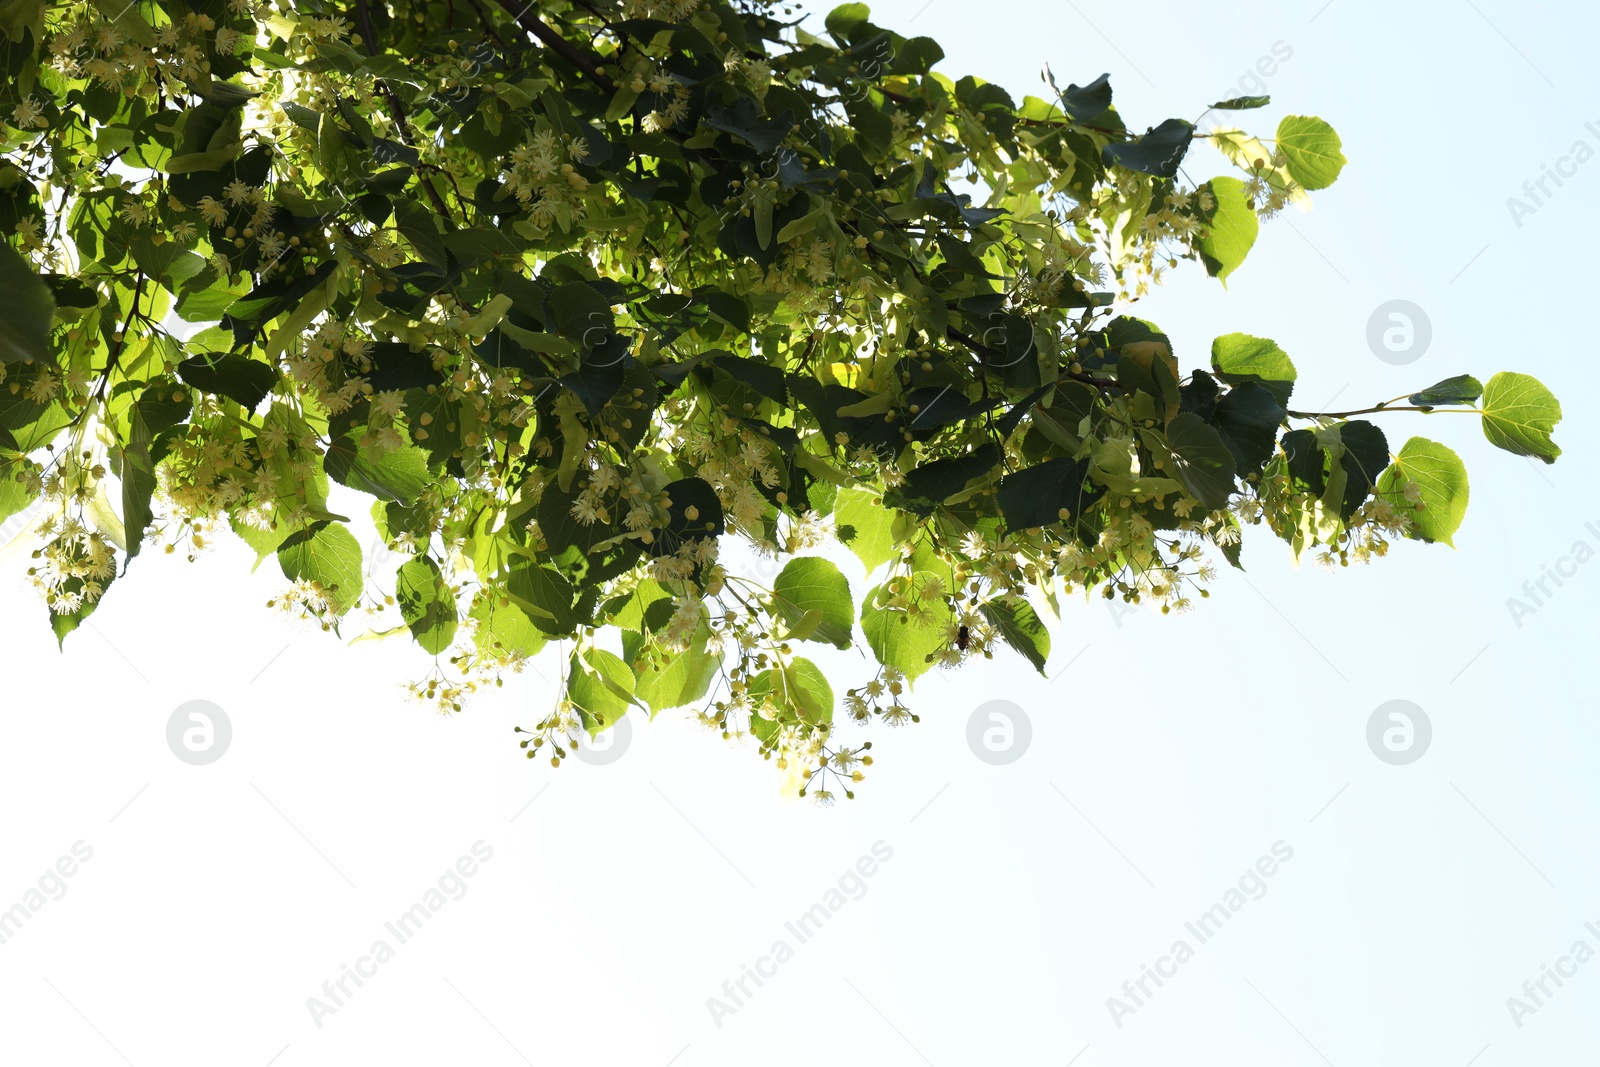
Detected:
left=1480, top=372, right=1562, bottom=463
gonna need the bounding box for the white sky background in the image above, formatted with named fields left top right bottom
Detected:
left=3, top=0, right=1599, bottom=1064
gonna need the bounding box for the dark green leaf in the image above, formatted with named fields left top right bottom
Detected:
left=1408, top=374, right=1483, bottom=409
left=1164, top=413, right=1237, bottom=509
left=324, top=436, right=432, bottom=504
left=177, top=353, right=278, bottom=410
left=506, top=562, right=581, bottom=635
left=1102, top=118, right=1193, bottom=178
left=981, top=599, right=1050, bottom=674
left=1209, top=381, right=1285, bottom=478
left=1210, top=95, right=1270, bottom=110
left=884, top=443, right=999, bottom=517
left=1335, top=419, right=1389, bottom=519
left=653, top=477, right=724, bottom=554
left=0, top=243, right=53, bottom=364
left=1059, top=73, right=1113, bottom=123
left=997, top=456, right=1100, bottom=531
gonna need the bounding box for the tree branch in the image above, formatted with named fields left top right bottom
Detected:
left=491, top=0, right=616, bottom=91
left=945, top=326, right=1115, bottom=392
left=1286, top=404, right=1475, bottom=419
left=354, top=0, right=456, bottom=220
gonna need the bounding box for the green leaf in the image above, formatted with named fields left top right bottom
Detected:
left=1163, top=413, right=1237, bottom=509
left=825, top=2, right=872, bottom=38
left=118, top=407, right=158, bottom=560
left=1210, top=95, right=1270, bottom=110
left=1408, top=374, right=1483, bottom=409
left=1377, top=437, right=1469, bottom=546
left=1057, top=73, right=1112, bottom=124
left=51, top=568, right=115, bottom=648
left=1333, top=419, right=1390, bottom=520
left=0, top=468, right=32, bottom=527
left=604, top=578, right=672, bottom=632
left=469, top=597, right=547, bottom=659
left=568, top=647, right=636, bottom=734
left=1480, top=372, right=1562, bottom=463
left=394, top=198, right=448, bottom=269
left=633, top=612, right=720, bottom=714
left=861, top=574, right=951, bottom=683
left=996, top=456, right=1100, bottom=531
left=277, top=521, right=364, bottom=615
left=1197, top=176, right=1258, bottom=285
left=653, top=477, right=725, bottom=553
left=0, top=242, right=53, bottom=364
left=324, top=437, right=432, bottom=505
left=165, top=147, right=244, bottom=173
left=1102, top=118, right=1193, bottom=178
left=177, top=353, right=278, bottom=410
left=834, top=487, right=898, bottom=573
left=981, top=599, right=1050, bottom=674
left=175, top=271, right=251, bottom=322
left=1209, top=381, right=1285, bottom=478
left=90, top=0, right=156, bottom=45
left=442, top=227, right=523, bottom=265
left=506, top=562, right=580, bottom=635
left=883, top=443, right=999, bottom=517
left=130, top=233, right=205, bottom=286
left=772, top=557, right=855, bottom=649
left=1209, top=333, right=1296, bottom=406
left=1276, top=115, right=1346, bottom=191
left=395, top=556, right=457, bottom=654
left=758, top=656, right=833, bottom=725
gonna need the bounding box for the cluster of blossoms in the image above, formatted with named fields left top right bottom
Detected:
left=42, top=8, right=243, bottom=95
left=195, top=181, right=281, bottom=276
left=501, top=130, right=593, bottom=231
left=568, top=460, right=667, bottom=535
left=623, top=0, right=704, bottom=21
left=1081, top=177, right=1214, bottom=302
left=788, top=731, right=872, bottom=806
left=1248, top=465, right=1420, bottom=569
left=1207, top=126, right=1307, bottom=220
left=843, top=665, right=917, bottom=727
left=515, top=694, right=587, bottom=766
left=265, top=578, right=344, bottom=630
left=25, top=452, right=116, bottom=617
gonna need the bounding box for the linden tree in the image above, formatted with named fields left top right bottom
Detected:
left=0, top=0, right=1561, bottom=799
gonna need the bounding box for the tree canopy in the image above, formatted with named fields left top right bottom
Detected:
left=0, top=0, right=1561, bottom=799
